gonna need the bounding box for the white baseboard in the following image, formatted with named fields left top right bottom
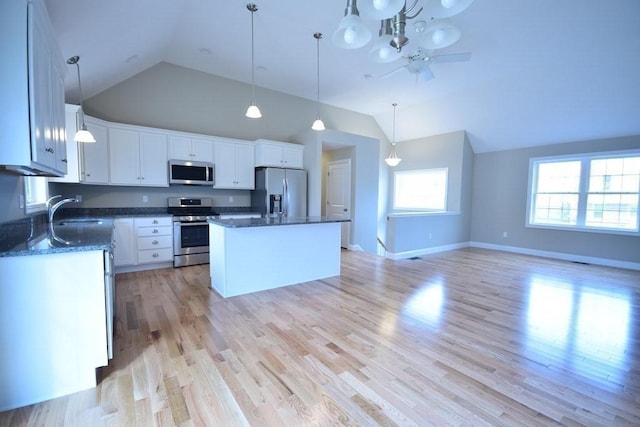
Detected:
left=347, top=244, right=364, bottom=252
left=386, top=242, right=470, bottom=260
left=469, top=241, right=640, bottom=271
left=115, top=261, right=173, bottom=275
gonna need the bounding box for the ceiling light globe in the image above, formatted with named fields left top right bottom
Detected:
left=441, top=0, right=458, bottom=8
left=385, top=157, right=401, bottom=167
left=344, top=26, right=358, bottom=44
left=373, top=0, right=390, bottom=10
left=245, top=104, right=262, bottom=118
left=432, top=29, right=445, bottom=45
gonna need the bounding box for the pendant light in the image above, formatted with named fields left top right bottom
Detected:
left=245, top=3, right=261, bottom=119
left=385, top=103, right=401, bottom=167
left=311, top=33, right=325, bottom=131
left=66, top=56, right=95, bottom=143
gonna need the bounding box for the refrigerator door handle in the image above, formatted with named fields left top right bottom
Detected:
left=283, top=177, right=288, bottom=217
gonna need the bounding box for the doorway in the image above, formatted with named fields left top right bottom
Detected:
left=326, top=159, right=351, bottom=248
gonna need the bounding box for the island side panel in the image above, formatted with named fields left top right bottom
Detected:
left=209, top=222, right=341, bottom=298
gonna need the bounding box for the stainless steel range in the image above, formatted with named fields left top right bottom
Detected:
left=168, top=197, right=217, bottom=267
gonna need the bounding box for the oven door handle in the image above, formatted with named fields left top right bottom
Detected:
left=175, top=222, right=209, bottom=227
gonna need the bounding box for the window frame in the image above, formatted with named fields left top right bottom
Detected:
left=24, top=176, right=49, bottom=215
left=527, top=149, right=640, bottom=236
left=392, top=167, right=449, bottom=212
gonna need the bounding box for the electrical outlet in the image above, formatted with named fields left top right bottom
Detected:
left=142, top=195, right=148, bottom=203
left=19, top=195, right=25, bottom=209
left=503, top=231, right=508, bottom=238
left=428, top=233, right=432, bottom=239
left=229, top=196, right=234, bottom=203
left=75, top=194, right=82, bottom=202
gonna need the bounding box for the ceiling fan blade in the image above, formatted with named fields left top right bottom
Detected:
left=429, top=52, right=472, bottom=64
left=379, top=65, right=406, bottom=79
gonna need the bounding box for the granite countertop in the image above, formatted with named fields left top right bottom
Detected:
left=0, top=218, right=114, bottom=257
left=208, top=216, right=350, bottom=228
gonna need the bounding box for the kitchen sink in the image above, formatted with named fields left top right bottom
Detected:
left=56, top=218, right=104, bottom=226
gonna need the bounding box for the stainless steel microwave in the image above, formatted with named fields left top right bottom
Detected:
left=169, top=160, right=215, bottom=185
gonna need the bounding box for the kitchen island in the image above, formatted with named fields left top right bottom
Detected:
left=208, top=216, right=347, bottom=298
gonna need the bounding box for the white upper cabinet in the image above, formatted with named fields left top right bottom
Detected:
left=169, top=136, right=213, bottom=163
left=214, top=139, right=255, bottom=189
left=49, top=104, right=81, bottom=183
left=109, top=126, right=168, bottom=186
left=255, top=140, right=304, bottom=169
left=80, top=117, right=109, bottom=184
left=0, top=0, right=66, bottom=176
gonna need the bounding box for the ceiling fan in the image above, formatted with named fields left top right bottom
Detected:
left=381, top=50, right=472, bottom=81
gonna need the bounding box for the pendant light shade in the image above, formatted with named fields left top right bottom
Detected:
left=333, top=0, right=372, bottom=49
left=423, top=0, right=474, bottom=19
left=245, top=3, right=262, bottom=119
left=419, top=19, right=461, bottom=50
left=66, top=56, right=95, bottom=143
left=369, top=19, right=402, bottom=63
left=312, top=32, right=325, bottom=131
left=358, top=0, right=404, bottom=20
left=385, top=103, right=402, bottom=167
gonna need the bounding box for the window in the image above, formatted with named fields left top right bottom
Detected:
left=24, top=176, right=48, bottom=214
left=393, top=168, right=448, bottom=211
left=528, top=151, right=640, bottom=233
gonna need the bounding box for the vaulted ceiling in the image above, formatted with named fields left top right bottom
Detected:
left=45, top=0, right=640, bottom=153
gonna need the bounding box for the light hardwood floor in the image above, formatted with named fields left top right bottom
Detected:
left=1, top=248, right=639, bottom=426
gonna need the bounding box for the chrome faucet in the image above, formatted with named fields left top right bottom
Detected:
left=46, top=195, right=79, bottom=223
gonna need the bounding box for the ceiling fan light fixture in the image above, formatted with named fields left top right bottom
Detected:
left=333, top=0, right=372, bottom=49
left=419, top=19, right=461, bottom=49
left=424, top=0, right=474, bottom=18
left=66, top=55, right=95, bottom=143
left=359, top=0, right=404, bottom=20
left=245, top=3, right=262, bottom=119
left=385, top=103, right=402, bottom=167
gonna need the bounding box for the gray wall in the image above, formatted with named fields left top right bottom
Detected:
left=386, top=131, right=474, bottom=254
left=471, top=134, right=640, bottom=263
left=85, top=62, right=385, bottom=144
left=295, top=129, right=381, bottom=254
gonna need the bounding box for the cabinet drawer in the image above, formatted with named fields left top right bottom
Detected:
left=136, top=225, right=172, bottom=237
left=134, top=217, right=172, bottom=227
left=137, top=248, right=173, bottom=264
left=137, top=235, right=173, bottom=250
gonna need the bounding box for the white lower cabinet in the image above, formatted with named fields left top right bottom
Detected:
left=114, top=216, right=173, bottom=272
left=0, top=250, right=108, bottom=411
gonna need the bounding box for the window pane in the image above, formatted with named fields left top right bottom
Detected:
left=24, top=176, right=48, bottom=214
left=394, top=169, right=447, bottom=210
left=589, top=157, right=640, bottom=193
left=537, top=161, right=581, bottom=193
left=533, top=194, right=578, bottom=225
left=586, top=194, right=638, bottom=229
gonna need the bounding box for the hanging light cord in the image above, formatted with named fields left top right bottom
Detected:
left=392, top=103, right=397, bottom=145
left=250, top=5, right=256, bottom=104
left=315, top=33, right=322, bottom=112
left=74, top=62, right=84, bottom=111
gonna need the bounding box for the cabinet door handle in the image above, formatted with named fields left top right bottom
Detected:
left=152, top=253, right=159, bottom=258
left=62, top=159, right=67, bottom=163
left=152, top=229, right=159, bottom=234
left=152, top=220, right=158, bottom=224
left=45, top=148, right=54, bottom=153
left=152, top=240, right=159, bottom=245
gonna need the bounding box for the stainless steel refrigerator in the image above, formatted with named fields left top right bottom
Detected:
left=251, top=167, right=307, bottom=218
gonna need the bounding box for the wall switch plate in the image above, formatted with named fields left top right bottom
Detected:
left=19, top=195, right=24, bottom=209
left=503, top=231, right=508, bottom=238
